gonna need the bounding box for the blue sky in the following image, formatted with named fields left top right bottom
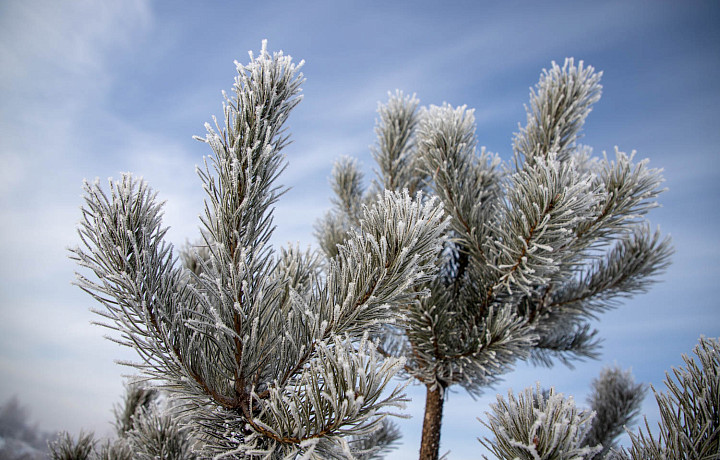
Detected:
left=0, top=1, right=718, bottom=458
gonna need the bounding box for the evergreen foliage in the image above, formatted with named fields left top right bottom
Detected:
left=49, top=382, right=197, bottom=460
left=316, top=58, right=672, bottom=459
left=70, top=42, right=447, bottom=459
left=0, top=396, right=54, bottom=460
left=480, top=337, right=720, bottom=459
left=583, top=367, right=646, bottom=458
left=478, top=366, right=645, bottom=459
left=49, top=431, right=95, bottom=460
left=479, top=384, right=602, bottom=460
left=113, top=382, right=158, bottom=437
left=126, top=408, right=198, bottom=460
left=620, top=337, right=720, bottom=459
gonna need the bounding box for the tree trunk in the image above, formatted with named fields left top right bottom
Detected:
left=419, top=383, right=445, bottom=460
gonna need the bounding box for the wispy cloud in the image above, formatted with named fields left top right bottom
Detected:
left=0, top=0, right=157, bottom=435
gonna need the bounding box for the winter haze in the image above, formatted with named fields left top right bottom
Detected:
left=0, top=1, right=718, bottom=458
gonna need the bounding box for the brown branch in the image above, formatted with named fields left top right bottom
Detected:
left=144, top=291, right=243, bottom=410
left=263, top=259, right=388, bottom=397
left=240, top=390, right=339, bottom=446
left=487, top=193, right=560, bottom=306
left=233, top=287, right=245, bottom=400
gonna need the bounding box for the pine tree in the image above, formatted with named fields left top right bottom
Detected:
left=70, top=42, right=447, bottom=459
left=316, top=59, right=672, bottom=459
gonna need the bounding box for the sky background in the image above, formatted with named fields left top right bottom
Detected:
left=1, top=1, right=718, bottom=458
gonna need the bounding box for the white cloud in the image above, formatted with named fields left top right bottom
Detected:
left=0, top=0, right=151, bottom=90
left=0, top=294, right=136, bottom=436
left=0, top=0, right=156, bottom=437
left=299, top=0, right=666, bottom=131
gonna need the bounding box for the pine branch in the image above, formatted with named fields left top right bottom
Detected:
left=490, top=153, right=598, bottom=296
left=576, top=149, right=666, bottom=243
left=344, top=418, right=403, bottom=460
left=323, top=190, right=447, bottom=335
left=70, top=175, right=199, bottom=397
left=113, top=381, right=159, bottom=437
left=513, top=58, right=602, bottom=166
left=405, top=296, right=535, bottom=395
left=331, top=156, right=366, bottom=224
left=622, top=337, right=720, bottom=459
left=530, top=321, right=602, bottom=368
left=49, top=431, right=95, bottom=460
left=247, top=336, right=407, bottom=449
left=417, top=103, right=501, bottom=267
left=548, top=225, right=673, bottom=318
left=71, top=43, right=451, bottom=458
left=371, top=90, right=425, bottom=195
left=479, top=384, right=602, bottom=459
left=127, top=409, right=198, bottom=460
left=315, top=210, right=350, bottom=260
left=582, top=367, right=646, bottom=458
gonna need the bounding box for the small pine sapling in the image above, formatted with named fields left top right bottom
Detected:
left=316, top=59, right=672, bottom=460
